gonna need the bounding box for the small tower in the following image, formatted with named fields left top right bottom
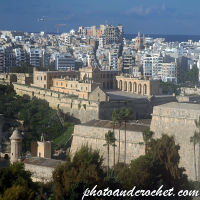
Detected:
left=9, top=129, right=23, bottom=164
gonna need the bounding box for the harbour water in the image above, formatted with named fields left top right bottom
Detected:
left=0, top=158, right=10, bottom=168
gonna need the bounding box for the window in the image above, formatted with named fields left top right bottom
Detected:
left=81, top=87, right=83, bottom=90
left=98, top=93, right=100, bottom=97
left=86, top=87, right=87, bottom=90
left=71, top=84, right=72, bottom=87
left=41, top=77, right=42, bottom=81
left=61, top=82, right=63, bottom=86
left=76, top=85, right=77, bottom=88
left=56, top=82, right=58, bottom=85
left=37, top=76, right=39, bottom=80
left=44, top=76, right=46, bottom=80
left=66, top=84, right=67, bottom=87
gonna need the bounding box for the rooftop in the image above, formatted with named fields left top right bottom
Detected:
left=157, top=102, right=200, bottom=110
left=81, top=119, right=150, bottom=132
left=23, top=157, right=65, bottom=168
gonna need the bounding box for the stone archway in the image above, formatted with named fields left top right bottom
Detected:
left=119, top=80, right=122, bottom=90
left=129, top=82, right=132, bottom=92
left=134, top=82, right=137, bottom=92
left=143, top=84, right=147, bottom=95
left=124, top=81, right=127, bottom=91
left=138, top=84, right=142, bottom=93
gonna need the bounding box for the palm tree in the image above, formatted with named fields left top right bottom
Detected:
left=103, top=130, right=116, bottom=172
left=123, top=107, right=132, bottom=166
left=142, top=127, right=154, bottom=154
left=116, top=107, right=125, bottom=163
left=190, top=130, right=199, bottom=181
left=112, top=109, right=118, bottom=169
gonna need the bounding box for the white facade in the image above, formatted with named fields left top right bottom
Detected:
left=143, top=54, right=163, bottom=79
left=161, top=62, right=179, bottom=83
left=30, top=48, right=41, bottom=67
left=55, top=53, right=75, bottom=71
left=109, top=49, right=118, bottom=70
left=14, top=48, right=26, bottom=66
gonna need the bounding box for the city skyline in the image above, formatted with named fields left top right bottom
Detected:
left=1, top=0, right=200, bottom=35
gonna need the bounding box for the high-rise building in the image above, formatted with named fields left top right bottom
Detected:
left=4, top=49, right=16, bottom=72
left=143, top=53, right=163, bottom=79
left=55, top=53, right=75, bottom=71
left=109, top=49, right=118, bottom=70
left=30, top=49, right=41, bottom=68
left=14, top=48, right=26, bottom=66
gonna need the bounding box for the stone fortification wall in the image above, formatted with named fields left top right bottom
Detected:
left=180, top=87, right=200, bottom=96
left=13, top=83, right=100, bottom=123
left=70, top=123, right=146, bottom=166
left=177, top=96, right=200, bottom=102
left=13, top=83, right=179, bottom=123
left=59, top=99, right=100, bottom=123
left=148, top=95, right=177, bottom=107
left=150, top=102, right=200, bottom=181
left=99, top=99, right=152, bottom=120
left=24, top=164, right=55, bottom=182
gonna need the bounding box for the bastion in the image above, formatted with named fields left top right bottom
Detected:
left=150, top=102, right=200, bottom=181
left=70, top=119, right=149, bottom=166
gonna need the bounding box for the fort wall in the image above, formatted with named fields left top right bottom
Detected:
left=70, top=123, right=146, bottom=166
left=13, top=83, right=178, bottom=123
left=150, top=102, right=200, bottom=181
left=24, top=163, right=54, bottom=182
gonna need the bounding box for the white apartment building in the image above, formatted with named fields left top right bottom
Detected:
left=143, top=53, right=163, bottom=79
left=14, top=48, right=26, bottom=66
left=99, top=34, right=106, bottom=47
left=161, top=62, right=179, bottom=83
left=87, top=52, right=95, bottom=66
left=30, top=48, right=41, bottom=67
left=55, top=53, right=75, bottom=71
left=109, top=49, right=118, bottom=70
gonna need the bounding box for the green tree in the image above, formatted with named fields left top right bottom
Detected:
left=116, top=108, right=125, bottom=163
left=123, top=107, right=132, bottom=165
left=0, top=162, right=38, bottom=199
left=190, top=130, right=199, bottom=181
left=52, top=144, right=105, bottom=200
left=66, top=180, right=91, bottom=200
left=103, top=130, right=116, bottom=172
left=112, top=108, right=118, bottom=169
left=148, top=134, right=192, bottom=199
left=141, top=127, right=154, bottom=154
left=10, top=62, right=34, bottom=73
left=1, top=185, right=35, bottom=200
left=118, top=134, right=193, bottom=200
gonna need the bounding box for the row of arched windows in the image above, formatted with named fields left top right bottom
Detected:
left=116, top=80, right=147, bottom=95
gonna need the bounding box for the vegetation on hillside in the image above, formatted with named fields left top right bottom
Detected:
left=0, top=84, right=73, bottom=151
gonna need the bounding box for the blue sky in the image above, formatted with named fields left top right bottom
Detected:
left=0, top=0, right=200, bottom=35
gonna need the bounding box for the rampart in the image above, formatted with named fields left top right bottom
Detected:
left=13, top=83, right=178, bottom=123
left=70, top=120, right=148, bottom=166
left=150, top=102, right=200, bottom=181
